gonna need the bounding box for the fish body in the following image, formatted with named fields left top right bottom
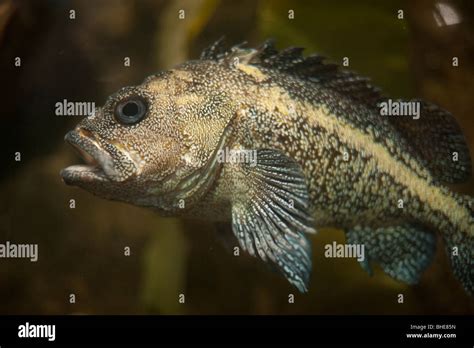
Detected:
left=61, top=39, right=473, bottom=294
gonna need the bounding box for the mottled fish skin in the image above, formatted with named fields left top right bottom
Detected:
left=61, top=40, right=473, bottom=295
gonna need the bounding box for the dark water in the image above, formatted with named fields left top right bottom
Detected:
left=0, top=0, right=473, bottom=314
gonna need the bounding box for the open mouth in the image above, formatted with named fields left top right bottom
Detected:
left=60, top=128, right=111, bottom=184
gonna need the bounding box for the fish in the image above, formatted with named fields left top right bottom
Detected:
left=60, top=39, right=473, bottom=295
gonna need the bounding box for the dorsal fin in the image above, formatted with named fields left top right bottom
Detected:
left=318, top=70, right=383, bottom=106
left=387, top=101, right=472, bottom=183
left=260, top=46, right=306, bottom=70
left=200, top=38, right=383, bottom=106
left=200, top=36, right=228, bottom=60
left=250, top=39, right=279, bottom=63
left=200, top=40, right=472, bottom=183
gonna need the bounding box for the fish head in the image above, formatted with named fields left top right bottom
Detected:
left=60, top=66, right=235, bottom=212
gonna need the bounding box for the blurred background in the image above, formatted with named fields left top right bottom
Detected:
left=0, top=0, right=474, bottom=314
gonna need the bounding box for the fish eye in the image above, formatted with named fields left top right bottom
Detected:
left=114, top=96, right=148, bottom=125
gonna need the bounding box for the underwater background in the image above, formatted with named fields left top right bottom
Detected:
left=1, top=0, right=474, bottom=314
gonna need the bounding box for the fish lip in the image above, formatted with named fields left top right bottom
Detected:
left=60, top=129, right=115, bottom=185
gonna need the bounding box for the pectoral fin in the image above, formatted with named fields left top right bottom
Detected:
left=346, top=224, right=436, bottom=284
left=230, top=149, right=316, bottom=292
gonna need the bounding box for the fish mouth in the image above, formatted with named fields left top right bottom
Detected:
left=60, top=128, right=128, bottom=185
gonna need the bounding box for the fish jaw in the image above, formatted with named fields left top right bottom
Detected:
left=60, top=128, right=138, bottom=186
